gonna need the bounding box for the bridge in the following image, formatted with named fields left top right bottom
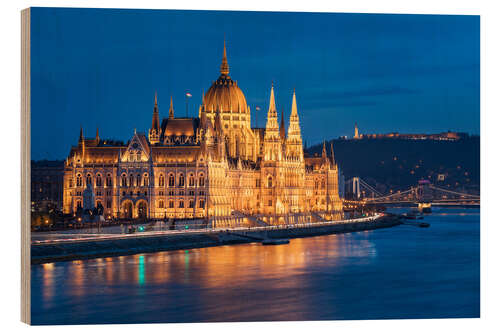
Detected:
left=344, top=177, right=480, bottom=207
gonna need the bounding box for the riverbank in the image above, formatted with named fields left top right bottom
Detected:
left=31, top=215, right=401, bottom=264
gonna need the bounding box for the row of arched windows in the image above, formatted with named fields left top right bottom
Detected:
left=72, top=172, right=206, bottom=189
left=121, top=173, right=149, bottom=187
left=158, top=173, right=204, bottom=188
left=74, top=173, right=113, bottom=188
left=157, top=199, right=205, bottom=209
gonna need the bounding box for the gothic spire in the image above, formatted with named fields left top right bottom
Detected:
left=151, top=92, right=160, bottom=131
left=220, top=39, right=230, bottom=75
left=264, top=83, right=279, bottom=135
left=287, top=89, right=302, bottom=142
left=79, top=126, right=84, bottom=142
left=330, top=141, right=336, bottom=165
left=95, top=127, right=100, bottom=142
left=169, top=96, right=174, bottom=119
left=322, top=140, right=327, bottom=158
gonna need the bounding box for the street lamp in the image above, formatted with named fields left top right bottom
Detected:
left=185, top=92, right=192, bottom=117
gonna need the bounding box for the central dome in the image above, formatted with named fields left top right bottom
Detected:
left=203, top=41, right=249, bottom=114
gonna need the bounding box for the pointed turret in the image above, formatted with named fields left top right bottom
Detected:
left=220, top=39, right=230, bottom=76
left=168, top=96, right=174, bottom=119
left=263, top=83, right=281, bottom=161
left=286, top=89, right=303, bottom=160
left=149, top=91, right=161, bottom=144
left=95, top=127, right=100, bottom=143
left=79, top=126, right=84, bottom=142
left=322, top=141, right=327, bottom=158
left=330, top=141, right=336, bottom=165
left=264, top=83, right=279, bottom=134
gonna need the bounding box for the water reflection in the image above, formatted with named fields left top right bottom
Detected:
left=31, top=209, right=479, bottom=324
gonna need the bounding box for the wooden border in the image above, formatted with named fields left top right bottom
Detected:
left=21, top=7, right=31, bottom=325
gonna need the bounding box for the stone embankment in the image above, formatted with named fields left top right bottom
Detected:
left=31, top=215, right=400, bottom=264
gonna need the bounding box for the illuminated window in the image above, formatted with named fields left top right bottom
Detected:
left=158, top=200, right=164, bottom=208
left=188, top=174, right=195, bottom=187
left=129, top=174, right=134, bottom=187
left=86, top=174, right=92, bottom=186
left=168, top=200, right=174, bottom=208
left=121, top=174, right=127, bottom=187
left=179, top=174, right=185, bottom=187
left=136, top=174, right=141, bottom=187
left=159, top=174, right=165, bottom=187
left=106, top=174, right=112, bottom=187
left=168, top=174, right=175, bottom=187
left=96, top=174, right=102, bottom=187
left=199, top=174, right=205, bottom=187
left=143, top=174, right=149, bottom=186
left=179, top=200, right=184, bottom=208
left=188, top=200, right=194, bottom=208
left=199, top=199, right=205, bottom=208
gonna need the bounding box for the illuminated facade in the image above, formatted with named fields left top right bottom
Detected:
left=62, top=42, right=343, bottom=225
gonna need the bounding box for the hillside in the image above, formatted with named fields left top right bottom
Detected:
left=306, top=137, right=480, bottom=195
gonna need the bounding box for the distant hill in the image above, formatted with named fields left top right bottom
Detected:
left=305, top=137, right=480, bottom=195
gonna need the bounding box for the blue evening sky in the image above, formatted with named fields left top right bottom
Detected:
left=30, top=8, right=479, bottom=160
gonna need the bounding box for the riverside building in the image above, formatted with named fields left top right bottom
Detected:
left=62, top=42, right=343, bottom=226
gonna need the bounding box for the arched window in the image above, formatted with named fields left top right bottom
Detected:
left=199, top=174, right=205, bottom=187
left=158, top=200, right=164, bottom=208
left=188, top=174, right=195, bottom=187
left=96, top=174, right=102, bottom=187
left=86, top=174, right=92, bottom=186
left=129, top=174, right=134, bottom=187
left=199, top=199, right=205, bottom=208
left=121, top=174, right=127, bottom=187
left=168, top=174, right=175, bottom=187
left=179, top=173, right=185, bottom=187
left=267, top=176, right=273, bottom=188
left=143, top=173, right=149, bottom=186
left=106, top=174, right=112, bottom=187
left=178, top=200, right=184, bottom=208
left=169, top=200, right=174, bottom=208
left=188, top=200, right=194, bottom=208
left=159, top=174, right=165, bottom=187
left=136, top=174, right=141, bottom=187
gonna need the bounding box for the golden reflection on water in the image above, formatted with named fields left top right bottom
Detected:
left=41, top=263, right=54, bottom=302
left=41, top=233, right=377, bottom=306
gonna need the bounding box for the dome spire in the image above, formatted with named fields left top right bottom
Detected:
left=220, top=39, right=230, bottom=75
left=169, top=96, right=174, bottom=119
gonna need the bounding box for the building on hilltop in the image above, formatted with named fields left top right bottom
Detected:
left=62, top=41, right=343, bottom=226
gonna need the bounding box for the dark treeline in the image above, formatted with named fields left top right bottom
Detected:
left=306, top=137, right=480, bottom=194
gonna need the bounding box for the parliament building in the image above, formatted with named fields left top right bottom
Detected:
left=62, top=42, right=343, bottom=226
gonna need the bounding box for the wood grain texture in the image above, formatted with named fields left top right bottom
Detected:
left=21, top=7, right=31, bottom=325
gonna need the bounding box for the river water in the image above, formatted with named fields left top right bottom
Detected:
left=31, top=208, right=479, bottom=325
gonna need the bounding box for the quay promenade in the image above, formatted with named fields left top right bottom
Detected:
left=31, top=214, right=401, bottom=264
